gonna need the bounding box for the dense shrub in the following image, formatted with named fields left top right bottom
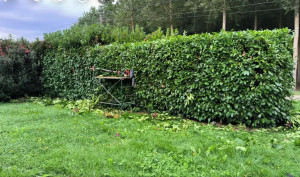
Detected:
left=0, top=39, right=41, bottom=101
left=42, top=29, right=294, bottom=127
left=44, top=24, right=144, bottom=49
left=44, top=24, right=178, bottom=50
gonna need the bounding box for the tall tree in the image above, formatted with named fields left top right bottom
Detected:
left=169, top=0, right=174, bottom=31
left=140, top=0, right=185, bottom=32
left=254, top=1, right=258, bottom=30
left=294, top=0, right=300, bottom=85
left=185, top=0, right=207, bottom=33
left=277, top=0, right=300, bottom=86
left=200, top=0, right=246, bottom=31
left=222, top=0, right=227, bottom=30
left=99, top=0, right=117, bottom=25
left=113, top=0, right=145, bottom=31
left=77, top=0, right=295, bottom=37
left=78, top=0, right=115, bottom=26
left=78, top=7, right=101, bottom=26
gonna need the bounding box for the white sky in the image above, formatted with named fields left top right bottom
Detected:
left=0, top=0, right=101, bottom=41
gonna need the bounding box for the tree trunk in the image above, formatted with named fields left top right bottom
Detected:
left=206, top=23, right=209, bottom=32
left=169, top=0, right=173, bottom=32
left=99, top=0, right=106, bottom=25
left=99, top=12, right=103, bottom=24
left=222, top=9, right=226, bottom=30
left=279, top=10, right=282, bottom=28
left=193, top=12, right=196, bottom=33
left=222, top=0, right=226, bottom=30
left=294, top=0, right=300, bottom=88
left=254, top=5, right=258, bottom=30
left=298, top=43, right=300, bottom=85
left=130, top=0, right=135, bottom=32
left=206, top=15, right=211, bottom=32
left=130, top=14, right=135, bottom=32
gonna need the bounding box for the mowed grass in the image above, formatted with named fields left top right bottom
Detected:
left=0, top=103, right=300, bottom=176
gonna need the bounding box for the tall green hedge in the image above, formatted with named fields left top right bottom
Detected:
left=42, top=29, right=294, bottom=127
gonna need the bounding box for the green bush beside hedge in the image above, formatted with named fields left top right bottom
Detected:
left=42, top=29, right=294, bottom=127
left=0, top=39, right=41, bottom=101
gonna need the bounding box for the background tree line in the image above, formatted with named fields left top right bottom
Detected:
left=78, top=0, right=300, bottom=86
left=79, top=0, right=294, bottom=34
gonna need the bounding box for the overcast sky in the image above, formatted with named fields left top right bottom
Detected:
left=0, top=0, right=100, bottom=41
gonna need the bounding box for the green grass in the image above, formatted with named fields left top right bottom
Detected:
left=293, top=101, right=300, bottom=113
left=294, top=91, right=300, bottom=95
left=0, top=103, right=300, bottom=176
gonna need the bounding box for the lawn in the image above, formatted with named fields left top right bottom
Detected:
left=0, top=102, right=300, bottom=176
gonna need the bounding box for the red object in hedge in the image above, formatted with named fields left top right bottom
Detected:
left=124, top=70, right=130, bottom=76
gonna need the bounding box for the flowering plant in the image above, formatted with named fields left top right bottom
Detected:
left=0, top=38, right=41, bottom=101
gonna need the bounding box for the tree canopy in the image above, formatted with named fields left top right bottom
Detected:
left=78, top=0, right=296, bottom=34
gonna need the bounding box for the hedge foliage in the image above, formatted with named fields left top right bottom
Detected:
left=42, top=29, right=294, bottom=127
left=44, top=24, right=177, bottom=50
left=0, top=39, right=41, bottom=101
